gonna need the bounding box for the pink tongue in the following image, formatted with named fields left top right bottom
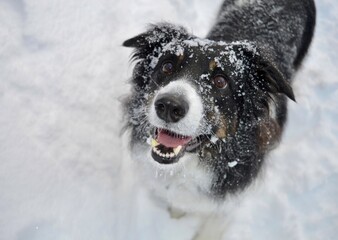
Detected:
left=157, top=130, right=192, bottom=148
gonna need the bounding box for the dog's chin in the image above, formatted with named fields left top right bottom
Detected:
left=149, top=127, right=209, bottom=165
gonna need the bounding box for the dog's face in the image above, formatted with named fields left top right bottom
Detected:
left=123, top=24, right=294, bottom=197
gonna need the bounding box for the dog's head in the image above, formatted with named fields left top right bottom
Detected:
left=123, top=23, right=294, bottom=196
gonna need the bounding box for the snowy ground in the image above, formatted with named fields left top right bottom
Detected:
left=0, top=0, right=337, bottom=239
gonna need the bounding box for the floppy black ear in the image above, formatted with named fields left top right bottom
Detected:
left=256, top=59, right=295, bottom=101
left=123, top=23, right=191, bottom=59
left=239, top=43, right=295, bottom=101
left=123, top=32, right=150, bottom=48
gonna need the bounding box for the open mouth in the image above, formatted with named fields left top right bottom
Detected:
left=150, top=128, right=207, bottom=164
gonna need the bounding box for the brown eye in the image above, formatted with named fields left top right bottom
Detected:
left=162, top=62, right=174, bottom=75
left=213, top=75, right=228, bottom=89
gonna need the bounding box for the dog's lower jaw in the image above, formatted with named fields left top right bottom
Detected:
left=130, top=142, right=221, bottom=213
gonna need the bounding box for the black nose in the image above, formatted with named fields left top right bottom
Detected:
left=155, top=93, right=189, bottom=123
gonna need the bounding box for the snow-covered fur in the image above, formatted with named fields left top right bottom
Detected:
left=123, top=0, right=315, bottom=216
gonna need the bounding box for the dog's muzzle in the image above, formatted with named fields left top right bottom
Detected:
left=148, top=80, right=206, bottom=164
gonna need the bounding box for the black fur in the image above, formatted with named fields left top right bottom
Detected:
left=123, top=0, right=316, bottom=199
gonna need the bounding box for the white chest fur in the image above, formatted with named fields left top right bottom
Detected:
left=131, top=143, right=219, bottom=214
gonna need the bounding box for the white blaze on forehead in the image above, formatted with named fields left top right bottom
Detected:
left=149, top=80, right=203, bottom=136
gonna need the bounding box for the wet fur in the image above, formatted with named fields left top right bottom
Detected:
left=123, top=0, right=315, bottom=206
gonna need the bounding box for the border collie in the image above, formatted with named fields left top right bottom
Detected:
left=123, top=0, right=315, bottom=238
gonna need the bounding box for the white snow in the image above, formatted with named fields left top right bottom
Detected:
left=210, top=135, right=219, bottom=144
left=1, top=0, right=337, bottom=240
left=228, top=161, right=238, bottom=168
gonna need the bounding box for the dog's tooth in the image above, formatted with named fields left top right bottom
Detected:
left=155, top=148, right=161, bottom=155
left=151, top=138, right=160, bottom=147
left=166, top=153, right=170, bottom=158
left=173, top=145, right=182, bottom=155
left=170, top=153, right=175, bottom=158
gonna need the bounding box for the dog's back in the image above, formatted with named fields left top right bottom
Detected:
left=208, top=0, right=316, bottom=78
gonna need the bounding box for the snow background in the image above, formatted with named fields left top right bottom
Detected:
left=0, top=0, right=337, bottom=239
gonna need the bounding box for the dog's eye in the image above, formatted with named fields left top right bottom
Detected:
left=213, top=75, right=228, bottom=89
left=161, top=62, right=174, bottom=75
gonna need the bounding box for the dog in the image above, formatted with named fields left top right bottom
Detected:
left=123, top=0, right=315, bottom=238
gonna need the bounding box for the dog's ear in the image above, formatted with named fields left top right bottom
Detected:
left=123, top=23, right=190, bottom=59
left=239, top=43, right=295, bottom=101
left=256, top=58, right=295, bottom=101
